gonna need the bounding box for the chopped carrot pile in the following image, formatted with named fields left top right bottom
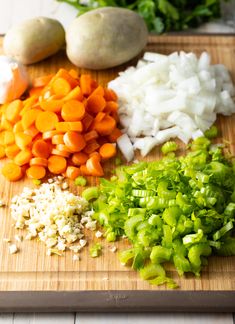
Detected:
left=0, top=69, right=121, bottom=181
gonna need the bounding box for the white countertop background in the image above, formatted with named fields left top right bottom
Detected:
left=0, top=0, right=235, bottom=322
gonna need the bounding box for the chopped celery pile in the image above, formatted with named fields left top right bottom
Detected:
left=87, top=138, right=235, bottom=287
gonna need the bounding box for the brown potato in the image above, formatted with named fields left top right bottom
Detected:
left=3, top=17, right=65, bottom=65
left=66, top=7, right=148, bottom=70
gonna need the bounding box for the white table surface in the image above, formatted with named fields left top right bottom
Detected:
left=0, top=0, right=235, bottom=322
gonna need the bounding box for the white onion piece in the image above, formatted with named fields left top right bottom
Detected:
left=117, top=134, right=134, bottom=162
left=108, top=51, right=235, bottom=160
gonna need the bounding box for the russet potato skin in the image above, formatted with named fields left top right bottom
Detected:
left=66, top=7, right=148, bottom=70
left=3, top=17, right=65, bottom=65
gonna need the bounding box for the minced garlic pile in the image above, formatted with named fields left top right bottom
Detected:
left=10, top=179, right=97, bottom=256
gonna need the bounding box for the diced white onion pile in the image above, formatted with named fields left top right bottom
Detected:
left=108, top=51, right=235, bottom=161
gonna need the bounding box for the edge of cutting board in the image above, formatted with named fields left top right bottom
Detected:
left=0, top=291, right=234, bottom=312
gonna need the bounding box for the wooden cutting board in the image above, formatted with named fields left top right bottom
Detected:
left=0, top=35, right=235, bottom=312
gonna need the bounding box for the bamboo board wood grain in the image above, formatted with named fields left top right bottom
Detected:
left=0, top=36, right=234, bottom=299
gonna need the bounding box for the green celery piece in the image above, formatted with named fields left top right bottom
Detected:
left=173, top=254, right=191, bottom=276
left=148, top=276, right=178, bottom=288
left=190, top=137, right=211, bottom=151
left=162, top=224, right=173, bottom=248
left=176, top=192, right=193, bottom=214
left=182, top=229, right=205, bottom=246
left=148, top=214, right=162, bottom=227
left=106, top=231, right=116, bottom=242
left=162, top=206, right=182, bottom=227
left=144, top=197, right=170, bottom=210
left=119, top=248, right=135, bottom=265
left=204, top=125, right=218, bottom=139
left=224, top=203, right=235, bottom=218
left=132, top=189, right=155, bottom=197
left=157, top=181, right=176, bottom=199
left=74, top=176, right=87, bottom=186
left=124, top=215, right=145, bottom=241
left=139, top=263, right=166, bottom=280
left=128, top=208, right=146, bottom=217
left=89, top=243, right=102, bottom=258
left=215, top=237, right=235, bottom=256
left=188, top=243, right=212, bottom=276
left=161, top=141, right=178, bottom=155
left=209, top=240, right=221, bottom=249
left=125, top=162, right=147, bottom=175
left=82, top=187, right=99, bottom=201
left=132, top=246, right=149, bottom=270
left=150, top=245, right=172, bottom=263
left=137, top=227, right=155, bottom=247
left=213, top=221, right=233, bottom=241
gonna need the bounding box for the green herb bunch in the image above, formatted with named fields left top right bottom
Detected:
left=57, top=0, right=230, bottom=33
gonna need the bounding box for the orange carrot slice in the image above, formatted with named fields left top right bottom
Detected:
left=99, top=143, right=117, bottom=159
left=84, top=130, right=98, bottom=142
left=21, top=109, right=42, bottom=130
left=13, top=121, right=24, bottom=133
left=24, top=125, right=40, bottom=138
left=53, top=69, right=79, bottom=88
left=61, top=100, right=85, bottom=122
left=29, top=87, right=43, bottom=97
left=66, top=166, right=81, bottom=180
left=104, top=101, right=118, bottom=113
left=104, top=88, right=118, bottom=101
left=52, top=77, right=71, bottom=96
left=14, top=149, right=32, bottom=166
left=108, top=127, right=122, bottom=142
left=15, top=132, right=32, bottom=150
left=71, top=152, right=89, bottom=166
left=80, top=74, right=92, bottom=96
left=87, top=95, right=106, bottom=114
left=0, top=116, right=13, bottom=131
left=94, top=115, right=116, bottom=136
left=64, top=86, right=83, bottom=101
left=30, top=157, right=48, bottom=167
left=26, top=165, right=46, bottom=179
left=51, top=148, right=70, bottom=158
left=33, top=74, right=54, bottom=88
left=56, top=144, right=73, bottom=153
left=83, top=140, right=100, bottom=154
left=52, top=134, right=64, bottom=145
left=82, top=113, right=93, bottom=131
left=35, top=111, right=58, bottom=132
left=2, top=162, right=23, bottom=181
left=5, top=144, right=20, bottom=159
left=63, top=131, right=86, bottom=153
left=32, top=139, right=51, bottom=159
left=40, top=100, right=63, bottom=113
left=69, top=69, right=78, bottom=79
left=56, top=121, right=83, bottom=132
left=86, top=155, right=104, bottom=177
left=2, top=130, right=15, bottom=146
left=42, top=130, right=62, bottom=140
left=48, top=155, right=67, bottom=174
left=0, top=145, right=5, bottom=159
left=94, top=112, right=106, bottom=124
left=5, top=100, right=23, bottom=123
left=80, top=164, right=91, bottom=176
